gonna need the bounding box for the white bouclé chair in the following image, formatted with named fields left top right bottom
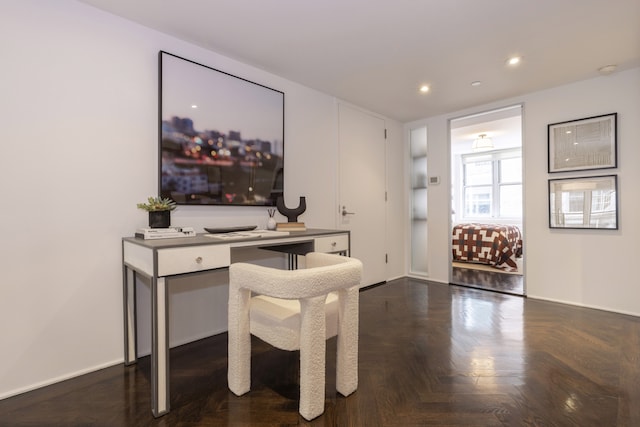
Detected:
left=227, top=252, right=363, bottom=420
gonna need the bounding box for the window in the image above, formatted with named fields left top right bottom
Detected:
left=461, top=148, right=522, bottom=220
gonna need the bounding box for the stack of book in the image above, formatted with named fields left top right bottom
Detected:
left=275, top=222, right=306, bottom=231
left=135, top=226, right=196, bottom=240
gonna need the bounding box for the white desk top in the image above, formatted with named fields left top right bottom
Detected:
left=122, top=228, right=349, bottom=250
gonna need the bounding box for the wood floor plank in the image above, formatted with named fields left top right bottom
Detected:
left=1, top=277, right=639, bottom=426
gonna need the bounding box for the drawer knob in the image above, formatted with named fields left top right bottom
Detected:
left=331, top=241, right=337, bottom=247
left=195, top=256, right=203, bottom=264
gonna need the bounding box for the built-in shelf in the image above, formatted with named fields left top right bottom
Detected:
left=409, top=126, right=428, bottom=276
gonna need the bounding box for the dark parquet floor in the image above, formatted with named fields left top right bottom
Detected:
left=451, top=266, right=524, bottom=296
left=1, top=278, right=639, bottom=426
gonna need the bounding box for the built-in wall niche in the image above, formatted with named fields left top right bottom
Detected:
left=409, top=126, right=428, bottom=277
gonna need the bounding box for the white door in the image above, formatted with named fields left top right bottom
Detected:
left=338, top=104, right=387, bottom=287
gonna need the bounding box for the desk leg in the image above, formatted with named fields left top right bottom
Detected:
left=287, top=253, right=298, bottom=270
left=151, top=276, right=170, bottom=417
left=123, top=266, right=137, bottom=365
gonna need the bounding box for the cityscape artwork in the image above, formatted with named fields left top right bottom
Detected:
left=159, top=51, right=284, bottom=206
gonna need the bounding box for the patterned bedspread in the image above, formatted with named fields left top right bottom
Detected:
left=452, top=223, right=523, bottom=271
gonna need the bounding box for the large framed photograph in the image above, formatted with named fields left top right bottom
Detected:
left=548, top=175, right=618, bottom=229
left=159, top=51, right=284, bottom=206
left=548, top=113, right=617, bottom=173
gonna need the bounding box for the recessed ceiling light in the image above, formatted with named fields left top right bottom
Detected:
left=506, top=56, right=522, bottom=66
left=419, top=85, right=430, bottom=93
left=598, top=64, right=617, bottom=75
left=191, top=104, right=198, bottom=108
left=471, top=81, right=482, bottom=87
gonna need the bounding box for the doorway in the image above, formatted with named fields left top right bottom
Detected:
left=449, top=105, right=525, bottom=295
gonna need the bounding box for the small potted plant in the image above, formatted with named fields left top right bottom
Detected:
left=137, top=196, right=177, bottom=228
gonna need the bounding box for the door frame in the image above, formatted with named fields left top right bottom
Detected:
left=447, top=104, right=526, bottom=294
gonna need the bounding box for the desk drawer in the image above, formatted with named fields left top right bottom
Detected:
left=314, top=235, right=349, bottom=254
left=157, top=244, right=230, bottom=276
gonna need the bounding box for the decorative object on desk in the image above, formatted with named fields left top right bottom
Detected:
left=276, top=196, right=306, bottom=222
left=136, top=196, right=177, bottom=228
left=266, top=208, right=277, bottom=230
left=275, top=196, right=306, bottom=231
left=204, top=225, right=257, bottom=234
left=136, top=226, right=196, bottom=240
left=276, top=222, right=306, bottom=231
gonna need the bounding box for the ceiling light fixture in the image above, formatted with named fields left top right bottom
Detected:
left=472, top=134, right=494, bottom=151
left=419, top=85, right=430, bottom=93
left=506, top=56, right=522, bottom=66
left=471, top=81, right=482, bottom=87
left=598, top=64, right=617, bottom=75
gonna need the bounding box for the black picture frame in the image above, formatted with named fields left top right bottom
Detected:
left=548, top=175, right=618, bottom=229
left=159, top=51, right=284, bottom=206
left=548, top=113, right=617, bottom=173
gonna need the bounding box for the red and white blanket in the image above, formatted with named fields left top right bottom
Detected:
left=452, top=223, right=523, bottom=272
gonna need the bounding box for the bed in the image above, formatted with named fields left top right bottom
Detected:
left=452, top=223, right=523, bottom=272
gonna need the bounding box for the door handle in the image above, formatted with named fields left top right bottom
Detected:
left=342, top=206, right=355, bottom=216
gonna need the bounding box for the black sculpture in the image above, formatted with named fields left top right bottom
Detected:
left=276, top=196, right=306, bottom=222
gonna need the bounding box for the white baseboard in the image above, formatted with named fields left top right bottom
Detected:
left=0, top=328, right=229, bottom=401
left=0, top=358, right=122, bottom=401
left=527, top=294, right=640, bottom=318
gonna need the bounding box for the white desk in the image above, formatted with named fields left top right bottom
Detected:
left=121, top=228, right=350, bottom=417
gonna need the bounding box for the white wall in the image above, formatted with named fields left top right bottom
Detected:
left=0, top=0, right=403, bottom=399
left=410, top=67, right=640, bottom=316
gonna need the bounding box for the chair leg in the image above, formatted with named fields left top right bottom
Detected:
left=336, top=288, right=359, bottom=396
left=228, top=287, right=252, bottom=396
left=298, top=296, right=327, bottom=421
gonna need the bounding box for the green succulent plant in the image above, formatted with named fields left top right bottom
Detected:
left=136, top=196, right=177, bottom=212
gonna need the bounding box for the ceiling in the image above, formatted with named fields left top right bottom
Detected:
left=451, top=106, right=522, bottom=154
left=78, top=0, right=640, bottom=123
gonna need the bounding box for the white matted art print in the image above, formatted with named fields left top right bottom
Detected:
left=547, top=113, right=617, bottom=173
left=548, top=175, right=618, bottom=229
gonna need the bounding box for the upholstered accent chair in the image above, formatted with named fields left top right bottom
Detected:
left=227, top=252, right=363, bottom=420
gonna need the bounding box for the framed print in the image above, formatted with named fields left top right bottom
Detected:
left=548, top=113, right=617, bottom=173
left=548, top=175, right=618, bottom=229
left=159, top=51, right=284, bottom=206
